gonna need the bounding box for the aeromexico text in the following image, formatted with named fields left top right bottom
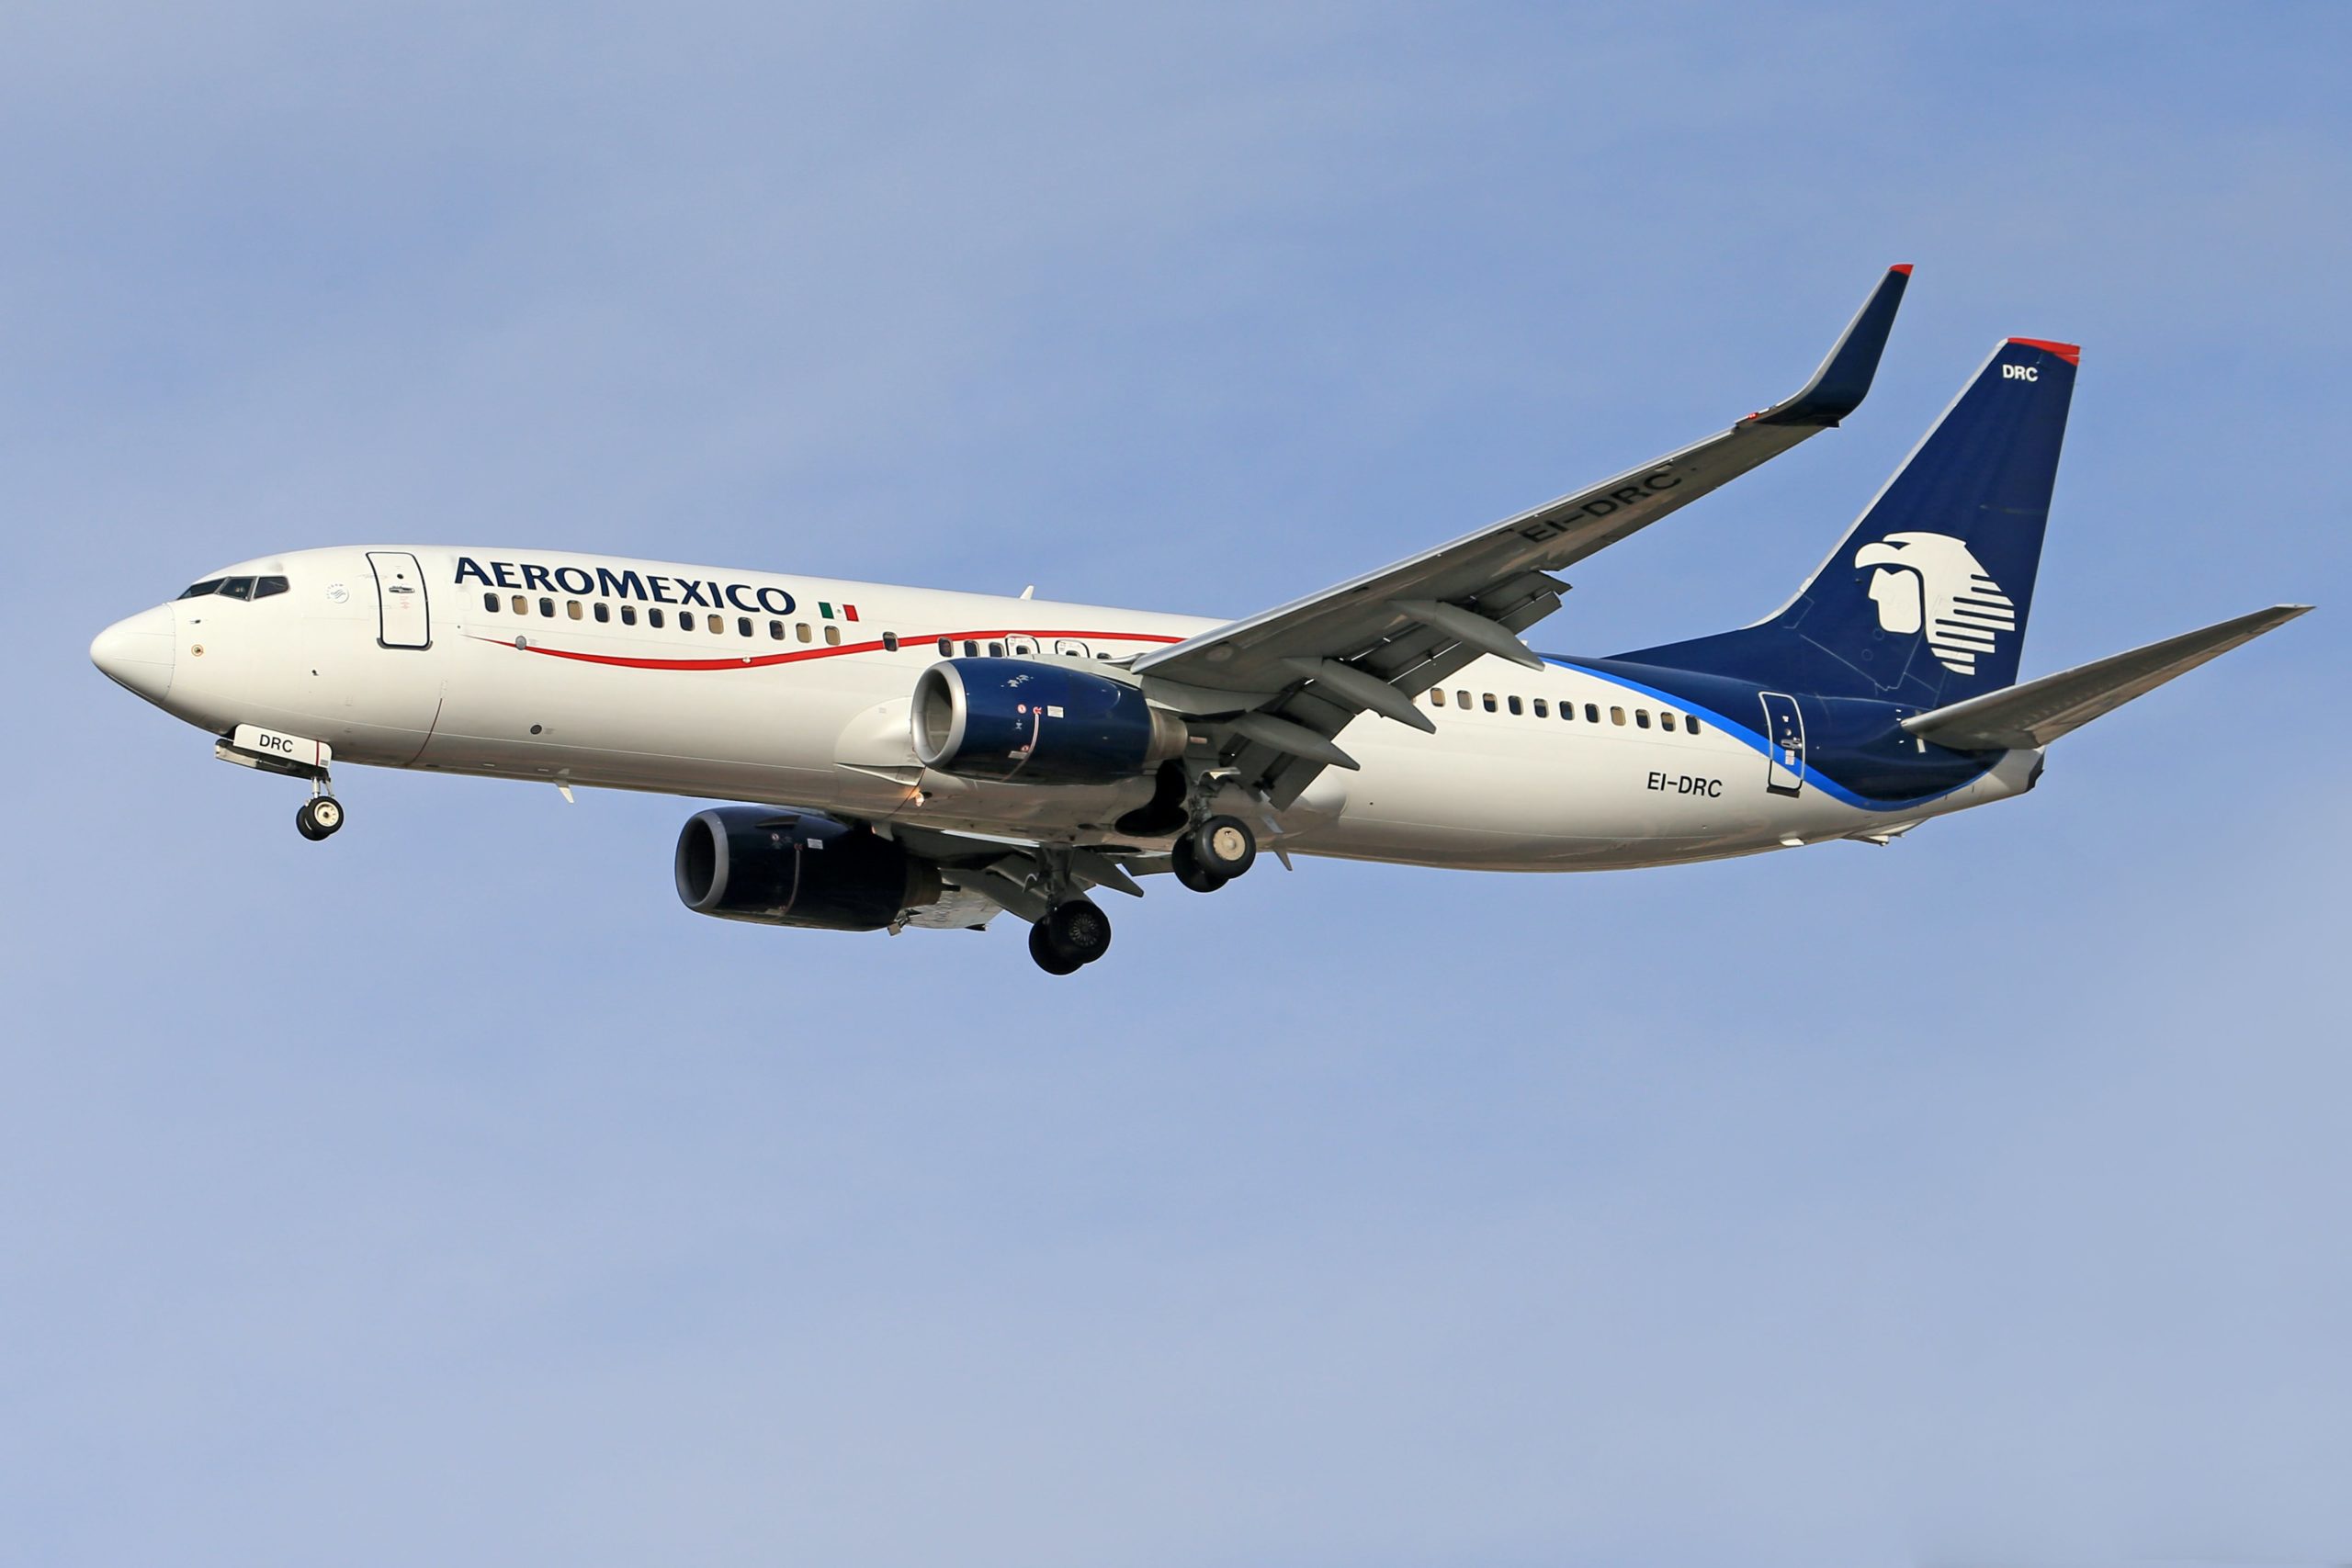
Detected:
left=455, top=557, right=796, bottom=615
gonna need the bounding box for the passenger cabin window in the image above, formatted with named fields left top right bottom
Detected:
left=988, top=641, right=1004, bottom=657
left=770, top=620, right=786, bottom=640
left=1585, top=704, right=1600, bottom=722
left=1507, top=695, right=1523, bottom=716
left=825, top=626, right=842, bottom=646
left=938, top=637, right=954, bottom=655
left=963, top=640, right=978, bottom=657
left=882, top=632, right=899, bottom=652
left=621, top=605, right=637, bottom=626
left=511, top=595, right=528, bottom=615
left=594, top=603, right=610, bottom=623
left=797, top=624, right=814, bottom=644
left=1482, top=694, right=1497, bottom=713
left=1532, top=698, right=1547, bottom=717
left=567, top=600, right=583, bottom=619
left=1610, top=706, right=1625, bottom=725
left=650, top=607, right=666, bottom=628
left=1455, top=689, right=1471, bottom=708
left=483, top=592, right=500, bottom=612
left=538, top=597, right=555, bottom=617
left=1658, top=711, right=1674, bottom=731
left=1430, top=689, right=1446, bottom=707
left=1687, top=716, right=1702, bottom=735
left=734, top=616, right=749, bottom=637
left=1635, top=708, right=1651, bottom=728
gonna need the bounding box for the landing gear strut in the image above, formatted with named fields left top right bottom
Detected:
left=1029, top=897, right=1112, bottom=975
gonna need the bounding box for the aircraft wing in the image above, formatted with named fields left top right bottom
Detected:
left=1132, top=265, right=1913, bottom=807
left=1902, top=604, right=2311, bottom=751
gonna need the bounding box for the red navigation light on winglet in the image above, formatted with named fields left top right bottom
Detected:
left=2007, top=336, right=2081, bottom=366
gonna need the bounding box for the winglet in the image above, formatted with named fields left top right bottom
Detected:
left=1752, top=265, right=1913, bottom=428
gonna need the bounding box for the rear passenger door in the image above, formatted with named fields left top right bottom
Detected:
left=1758, top=692, right=1804, bottom=796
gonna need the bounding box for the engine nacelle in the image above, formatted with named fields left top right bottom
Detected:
left=674, top=807, right=942, bottom=931
left=910, top=657, right=1189, bottom=784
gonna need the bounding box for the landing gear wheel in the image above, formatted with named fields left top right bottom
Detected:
left=1028, top=919, right=1084, bottom=976
left=297, top=796, right=345, bottom=840
left=1189, top=815, right=1256, bottom=879
left=1043, top=898, right=1113, bottom=967
left=1169, top=835, right=1228, bottom=894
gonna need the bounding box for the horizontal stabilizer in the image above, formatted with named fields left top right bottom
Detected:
left=1901, top=604, right=2311, bottom=750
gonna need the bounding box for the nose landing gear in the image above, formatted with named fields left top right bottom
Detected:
left=295, top=793, right=345, bottom=840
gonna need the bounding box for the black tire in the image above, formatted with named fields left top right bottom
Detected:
left=295, top=804, right=325, bottom=840
left=1043, top=898, right=1113, bottom=966
left=1190, top=815, right=1256, bottom=878
left=1169, top=835, right=1228, bottom=894
left=1028, top=919, right=1083, bottom=975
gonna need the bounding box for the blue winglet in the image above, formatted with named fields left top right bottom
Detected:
left=1754, top=265, right=1912, bottom=428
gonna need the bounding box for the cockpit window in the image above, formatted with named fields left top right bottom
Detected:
left=215, top=577, right=257, bottom=601
left=253, top=576, right=289, bottom=598
left=178, top=579, right=224, bottom=599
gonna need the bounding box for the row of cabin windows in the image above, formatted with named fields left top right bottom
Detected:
left=1427, top=685, right=1702, bottom=735
left=475, top=593, right=1125, bottom=661
left=479, top=591, right=868, bottom=647
left=933, top=637, right=1113, bottom=660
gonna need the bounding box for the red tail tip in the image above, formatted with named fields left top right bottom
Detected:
left=1889, top=264, right=1914, bottom=276
left=2007, top=336, right=2081, bottom=366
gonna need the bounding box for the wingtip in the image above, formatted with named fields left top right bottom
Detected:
left=1752, top=265, right=1911, bottom=427
left=1889, top=263, right=1914, bottom=276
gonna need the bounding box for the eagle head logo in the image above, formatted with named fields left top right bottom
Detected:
left=1853, top=532, right=2016, bottom=675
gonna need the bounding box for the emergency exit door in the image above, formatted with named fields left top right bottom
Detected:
left=368, top=551, right=431, bottom=649
left=1758, top=692, right=1805, bottom=796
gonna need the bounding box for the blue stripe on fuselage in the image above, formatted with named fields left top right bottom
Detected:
left=1536, top=656, right=1998, bottom=812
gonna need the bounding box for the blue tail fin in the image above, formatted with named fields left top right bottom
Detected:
left=1623, top=336, right=2078, bottom=706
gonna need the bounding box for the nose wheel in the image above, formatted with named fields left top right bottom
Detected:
left=296, top=795, right=345, bottom=840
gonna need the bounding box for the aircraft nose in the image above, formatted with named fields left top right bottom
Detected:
left=90, top=604, right=176, bottom=704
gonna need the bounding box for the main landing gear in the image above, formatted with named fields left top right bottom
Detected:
left=1170, top=814, right=1256, bottom=893
left=1028, top=897, right=1113, bottom=975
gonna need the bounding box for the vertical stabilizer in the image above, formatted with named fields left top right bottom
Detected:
left=1623, top=337, right=2078, bottom=707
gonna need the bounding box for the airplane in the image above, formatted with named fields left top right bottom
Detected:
left=89, top=266, right=2309, bottom=974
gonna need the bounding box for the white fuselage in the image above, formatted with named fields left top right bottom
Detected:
left=97, top=546, right=2039, bottom=869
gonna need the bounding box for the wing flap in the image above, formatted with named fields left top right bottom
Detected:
left=1901, top=604, right=2311, bottom=751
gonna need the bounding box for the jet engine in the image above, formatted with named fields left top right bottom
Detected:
left=674, top=807, right=942, bottom=931
left=910, top=657, right=1188, bottom=784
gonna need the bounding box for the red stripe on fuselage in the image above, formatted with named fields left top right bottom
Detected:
left=468, top=627, right=1186, bottom=671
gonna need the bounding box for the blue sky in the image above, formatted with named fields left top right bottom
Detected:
left=6, top=6, right=2349, bottom=1565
